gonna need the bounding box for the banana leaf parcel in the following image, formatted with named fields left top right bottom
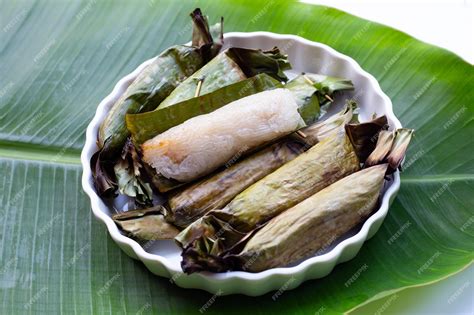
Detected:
left=142, top=88, right=305, bottom=183
left=231, top=164, right=389, bottom=272
left=112, top=206, right=180, bottom=241
left=91, top=9, right=222, bottom=197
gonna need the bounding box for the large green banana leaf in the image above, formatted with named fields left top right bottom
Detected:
left=0, top=0, right=472, bottom=314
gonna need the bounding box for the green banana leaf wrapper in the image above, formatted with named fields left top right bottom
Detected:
left=112, top=206, right=180, bottom=241
left=303, top=73, right=354, bottom=104
left=91, top=8, right=222, bottom=197
left=285, top=75, right=321, bottom=124
left=165, top=103, right=355, bottom=228
left=156, top=47, right=290, bottom=109
left=286, top=73, right=353, bottom=124
left=176, top=130, right=362, bottom=273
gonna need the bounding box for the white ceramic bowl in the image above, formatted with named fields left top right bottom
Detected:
left=81, top=32, right=402, bottom=296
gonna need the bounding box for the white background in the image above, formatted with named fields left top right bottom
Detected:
left=301, top=0, right=473, bottom=63
left=302, top=0, right=473, bottom=314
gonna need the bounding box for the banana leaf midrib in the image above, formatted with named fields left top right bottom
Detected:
left=348, top=263, right=474, bottom=315
left=1, top=143, right=473, bottom=184
left=0, top=140, right=81, bottom=165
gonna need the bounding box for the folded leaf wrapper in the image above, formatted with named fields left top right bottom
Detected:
left=176, top=130, right=361, bottom=273
left=113, top=207, right=180, bottom=241
left=285, top=73, right=354, bottom=124
left=166, top=104, right=355, bottom=228
left=230, top=164, right=389, bottom=272
left=345, top=115, right=389, bottom=162
left=113, top=139, right=153, bottom=207
left=142, top=88, right=305, bottom=183
left=91, top=8, right=222, bottom=197
left=365, top=128, right=414, bottom=173
left=303, top=73, right=354, bottom=104
left=285, top=75, right=321, bottom=124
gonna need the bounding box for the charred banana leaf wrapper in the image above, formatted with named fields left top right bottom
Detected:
left=230, top=164, right=389, bottom=272
left=92, top=9, right=222, bottom=197
left=176, top=130, right=361, bottom=273
left=113, top=138, right=153, bottom=207
left=166, top=104, right=355, bottom=228
left=113, top=206, right=180, bottom=241
left=142, top=88, right=305, bottom=184
left=157, top=47, right=290, bottom=109
left=345, top=115, right=389, bottom=162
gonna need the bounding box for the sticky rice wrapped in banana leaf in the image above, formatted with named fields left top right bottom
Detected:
left=112, top=113, right=393, bottom=241
left=226, top=129, right=413, bottom=272
left=232, top=164, right=389, bottom=272
left=165, top=103, right=355, bottom=228
left=142, top=88, right=305, bottom=184
left=176, top=130, right=362, bottom=273
left=127, top=74, right=282, bottom=145
left=178, top=128, right=413, bottom=273
left=127, top=74, right=283, bottom=195
left=91, top=8, right=222, bottom=197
